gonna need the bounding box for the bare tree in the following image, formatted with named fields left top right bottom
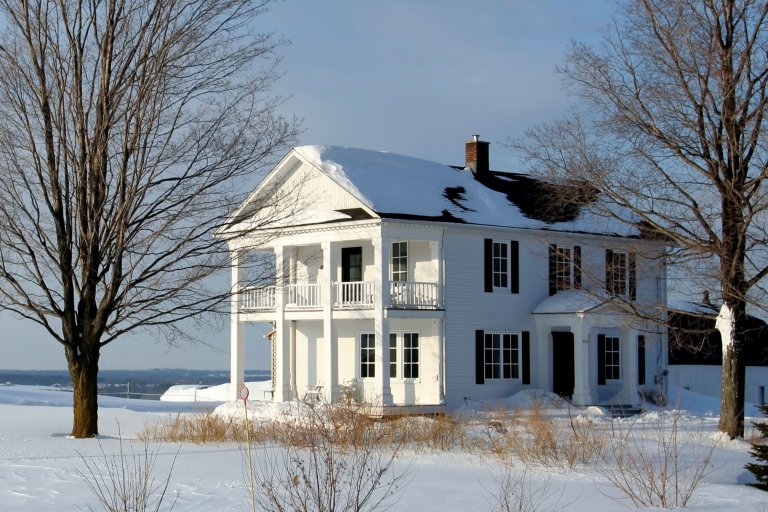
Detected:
left=510, top=0, right=768, bottom=438
left=0, top=0, right=299, bottom=437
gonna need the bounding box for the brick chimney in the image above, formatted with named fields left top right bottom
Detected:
left=465, top=135, right=490, bottom=177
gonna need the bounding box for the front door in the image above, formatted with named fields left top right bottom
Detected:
left=341, top=247, right=363, bottom=282
left=552, top=332, right=575, bottom=399
left=341, top=247, right=363, bottom=302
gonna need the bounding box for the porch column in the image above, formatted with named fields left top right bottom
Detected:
left=373, top=236, right=393, bottom=405
left=571, top=319, right=593, bottom=406
left=274, top=246, right=292, bottom=401
left=619, top=327, right=640, bottom=405
left=534, top=319, right=550, bottom=390
left=230, top=249, right=246, bottom=401
left=322, top=241, right=339, bottom=401
left=429, top=237, right=444, bottom=307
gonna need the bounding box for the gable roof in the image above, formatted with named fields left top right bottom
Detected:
left=223, top=145, right=641, bottom=237
left=293, top=145, right=637, bottom=236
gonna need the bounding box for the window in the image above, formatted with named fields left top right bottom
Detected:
left=556, top=247, right=571, bottom=291
left=360, top=333, right=375, bottom=378
left=484, top=333, right=519, bottom=380
left=493, top=241, right=509, bottom=288
left=389, top=333, right=397, bottom=378
left=403, top=332, right=419, bottom=379
left=604, top=336, right=621, bottom=381
left=392, top=241, right=408, bottom=282
left=342, top=247, right=363, bottom=282
left=608, top=251, right=628, bottom=296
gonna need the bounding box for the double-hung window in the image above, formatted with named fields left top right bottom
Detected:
left=484, top=332, right=519, bottom=380
left=402, top=332, right=419, bottom=379
left=604, top=336, right=621, bottom=381
left=392, top=241, right=408, bottom=282
left=493, top=241, right=509, bottom=289
left=360, top=333, right=375, bottom=378
left=608, top=251, right=628, bottom=296
left=389, top=331, right=420, bottom=380
left=556, top=247, right=572, bottom=291
left=389, top=333, right=398, bottom=378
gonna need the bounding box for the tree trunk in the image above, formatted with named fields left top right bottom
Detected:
left=66, top=344, right=100, bottom=438
left=718, top=302, right=747, bottom=439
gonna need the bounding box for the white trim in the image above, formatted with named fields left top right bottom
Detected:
left=604, top=335, right=622, bottom=383
left=389, top=330, right=422, bottom=383
left=492, top=240, right=511, bottom=290
left=483, top=331, right=522, bottom=381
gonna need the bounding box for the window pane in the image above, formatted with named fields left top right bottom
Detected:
left=493, top=366, right=501, bottom=379
left=504, top=365, right=511, bottom=379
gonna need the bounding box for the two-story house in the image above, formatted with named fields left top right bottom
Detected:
left=216, top=137, right=669, bottom=411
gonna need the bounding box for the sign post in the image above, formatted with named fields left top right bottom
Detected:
left=240, top=385, right=255, bottom=512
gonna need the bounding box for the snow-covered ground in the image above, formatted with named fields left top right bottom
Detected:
left=0, top=383, right=766, bottom=511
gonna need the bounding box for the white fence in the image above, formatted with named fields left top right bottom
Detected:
left=242, top=286, right=275, bottom=309
left=390, top=281, right=439, bottom=308
left=286, top=283, right=323, bottom=308
left=334, top=281, right=375, bottom=307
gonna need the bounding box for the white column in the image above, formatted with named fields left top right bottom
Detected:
left=230, top=249, right=246, bottom=401
left=571, top=319, right=593, bottom=406
left=290, top=320, right=297, bottom=398
left=619, top=327, right=640, bottom=405
left=373, top=236, right=393, bottom=405
left=535, top=321, right=550, bottom=391
left=430, top=237, right=444, bottom=307
left=322, top=241, right=339, bottom=401
left=274, top=246, right=292, bottom=401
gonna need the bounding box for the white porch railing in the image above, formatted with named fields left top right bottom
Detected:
left=390, top=281, right=439, bottom=309
left=242, top=286, right=276, bottom=310
left=334, top=281, right=375, bottom=307
left=286, top=283, right=323, bottom=308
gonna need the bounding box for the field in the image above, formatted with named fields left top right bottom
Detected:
left=0, top=383, right=766, bottom=511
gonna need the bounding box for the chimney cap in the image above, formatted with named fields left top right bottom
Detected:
left=473, top=134, right=480, bottom=142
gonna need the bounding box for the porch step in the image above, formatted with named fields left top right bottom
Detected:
left=608, top=405, right=644, bottom=418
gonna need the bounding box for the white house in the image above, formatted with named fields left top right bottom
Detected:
left=217, top=137, right=669, bottom=411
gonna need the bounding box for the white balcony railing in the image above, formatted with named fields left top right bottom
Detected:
left=390, top=281, right=439, bottom=309
left=242, top=286, right=276, bottom=310
left=334, top=281, right=375, bottom=307
left=286, top=283, right=323, bottom=308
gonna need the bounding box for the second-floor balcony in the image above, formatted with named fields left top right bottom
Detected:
left=241, top=280, right=439, bottom=311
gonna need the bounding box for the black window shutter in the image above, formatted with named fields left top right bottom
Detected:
left=548, top=244, right=557, bottom=296
left=476, top=330, right=485, bottom=384
left=629, top=252, right=637, bottom=301
left=638, top=335, right=646, bottom=385
left=605, top=249, right=614, bottom=295
left=573, top=246, right=582, bottom=289
left=484, top=239, right=493, bottom=293
left=597, top=334, right=606, bottom=385
left=510, top=241, right=519, bottom=294
left=522, top=331, right=530, bottom=385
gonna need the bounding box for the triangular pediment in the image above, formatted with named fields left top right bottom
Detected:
left=217, top=149, right=378, bottom=237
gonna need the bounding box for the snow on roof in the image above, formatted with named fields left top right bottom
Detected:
left=667, top=298, right=719, bottom=316
left=533, top=288, right=612, bottom=314
left=294, top=145, right=637, bottom=236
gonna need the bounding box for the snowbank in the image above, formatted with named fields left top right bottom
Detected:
left=160, top=380, right=272, bottom=402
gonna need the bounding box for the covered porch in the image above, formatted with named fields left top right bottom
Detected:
left=533, top=289, right=644, bottom=407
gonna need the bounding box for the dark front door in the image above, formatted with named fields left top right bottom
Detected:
left=341, top=247, right=363, bottom=282
left=341, top=247, right=363, bottom=302
left=552, top=332, right=575, bottom=399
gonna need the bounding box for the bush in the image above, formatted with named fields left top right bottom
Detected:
left=598, top=408, right=718, bottom=508
left=77, top=430, right=179, bottom=512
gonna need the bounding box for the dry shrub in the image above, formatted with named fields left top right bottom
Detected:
left=472, top=401, right=609, bottom=471
left=139, top=404, right=245, bottom=444
left=139, top=400, right=470, bottom=454
left=386, top=413, right=468, bottom=452
left=485, top=465, right=573, bottom=512
left=246, top=401, right=413, bottom=512
left=597, top=408, right=719, bottom=508
left=77, top=430, right=179, bottom=512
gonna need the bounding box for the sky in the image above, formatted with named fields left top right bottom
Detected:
left=0, top=0, right=613, bottom=371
